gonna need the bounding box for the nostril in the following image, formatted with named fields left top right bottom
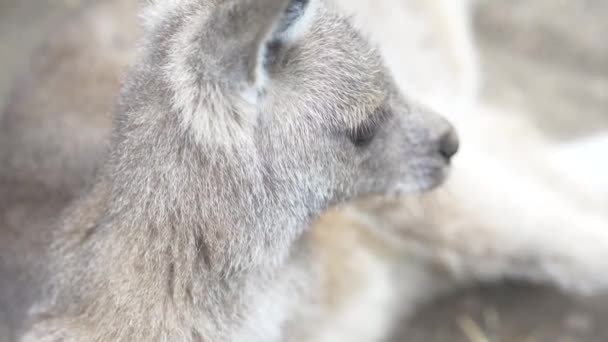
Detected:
left=439, top=129, right=460, bottom=161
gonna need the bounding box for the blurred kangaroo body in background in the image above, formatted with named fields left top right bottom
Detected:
left=1, top=0, right=607, bottom=341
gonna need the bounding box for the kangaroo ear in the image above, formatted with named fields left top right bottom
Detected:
left=137, top=0, right=180, bottom=29
left=208, top=0, right=318, bottom=93
left=273, top=0, right=317, bottom=43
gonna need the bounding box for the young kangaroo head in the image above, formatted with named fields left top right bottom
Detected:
left=132, top=0, right=457, bottom=204
left=93, top=0, right=459, bottom=276
left=19, top=1, right=458, bottom=340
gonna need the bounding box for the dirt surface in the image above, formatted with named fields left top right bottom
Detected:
left=0, top=1, right=607, bottom=342
left=405, top=286, right=608, bottom=342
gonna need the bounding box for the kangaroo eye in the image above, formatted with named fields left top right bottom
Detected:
left=349, top=122, right=377, bottom=147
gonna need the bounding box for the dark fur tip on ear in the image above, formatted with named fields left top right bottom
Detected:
left=273, top=0, right=315, bottom=42
left=276, top=0, right=310, bottom=34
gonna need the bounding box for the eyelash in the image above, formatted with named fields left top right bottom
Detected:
left=351, top=109, right=390, bottom=147
left=349, top=121, right=377, bottom=147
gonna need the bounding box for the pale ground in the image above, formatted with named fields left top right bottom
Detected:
left=0, top=1, right=607, bottom=341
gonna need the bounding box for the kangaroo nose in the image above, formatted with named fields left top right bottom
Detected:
left=439, top=128, right=459, bottom=161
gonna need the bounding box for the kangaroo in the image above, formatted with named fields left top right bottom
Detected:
left=3, top=0, right=608, bottom=341
left=2, top=0, right=458, bottom=341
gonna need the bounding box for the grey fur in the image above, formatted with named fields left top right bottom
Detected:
left=1, top=0, right=455, bottom=341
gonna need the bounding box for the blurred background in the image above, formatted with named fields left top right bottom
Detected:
left=0, top=0, right=606, bottom=341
